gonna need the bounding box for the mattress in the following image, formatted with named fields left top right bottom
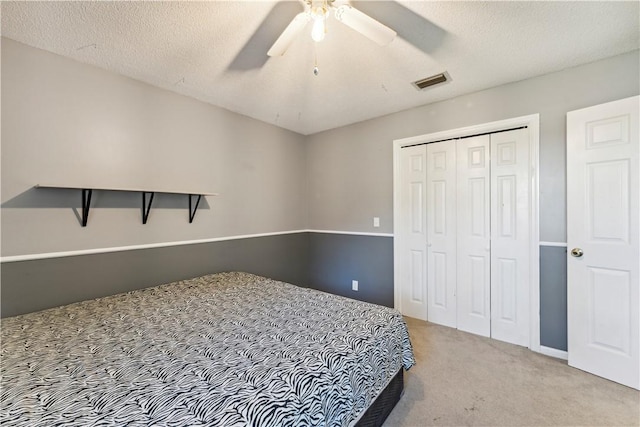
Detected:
left=1, top=272, right=415, bottom=426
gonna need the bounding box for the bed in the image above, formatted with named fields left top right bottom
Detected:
left=1, top=272, right=415, bottom=426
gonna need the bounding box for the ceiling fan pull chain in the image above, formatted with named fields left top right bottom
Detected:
left=313, top=43, right=320, bottom=76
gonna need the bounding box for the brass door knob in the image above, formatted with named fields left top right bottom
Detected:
left=571, top=248, right=584, bottom=258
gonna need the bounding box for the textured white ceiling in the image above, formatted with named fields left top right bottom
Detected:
left=2, top=1, right=639, bottom=135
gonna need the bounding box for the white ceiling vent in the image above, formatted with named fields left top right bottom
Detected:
left=412, top=73, right=448, bottom=90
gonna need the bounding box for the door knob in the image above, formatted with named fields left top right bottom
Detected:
left=571, top=248, right=584, bottom=258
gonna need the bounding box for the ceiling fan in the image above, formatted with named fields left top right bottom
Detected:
left=267, top=0, right=397, bottom=57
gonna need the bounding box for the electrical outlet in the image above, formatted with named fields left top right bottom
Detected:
left=373, top=217, right=380, bottom=227
left=352, top=280, right=359, bottom=291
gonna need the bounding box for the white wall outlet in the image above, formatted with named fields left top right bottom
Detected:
left=373, top=217, right=380, bottom=227
left=352, top=280, right=359, bottom=291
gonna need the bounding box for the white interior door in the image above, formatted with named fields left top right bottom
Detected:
left=426, top=141, right=457, bottom=327
left=490, top=128, right=530, bottom=346
left=398, top=145, right=428, bottom=320
left=456, top=135, right=491, bottom=337
left=394, top=114, right=539, bottom=348
left=567, top=96, right=639, bottom=390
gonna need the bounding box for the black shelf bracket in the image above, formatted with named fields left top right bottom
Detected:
left=189, top=194, right=202, bottom=223
left=81, top=189, right=92, bottom=227
left=142, top=192, right=155, bottom=224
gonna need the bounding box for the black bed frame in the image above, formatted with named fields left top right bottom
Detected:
left=355, top=369, right=404, bottom=427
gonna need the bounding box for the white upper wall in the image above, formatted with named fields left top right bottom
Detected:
left=3, top=37, right=639, bottom=256
left=1, top=38, right=308, bottom=257
left=306, top=50, right=640, bottom=242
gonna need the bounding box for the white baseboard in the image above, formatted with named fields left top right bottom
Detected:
left=540, top=345, right=568, bottom=360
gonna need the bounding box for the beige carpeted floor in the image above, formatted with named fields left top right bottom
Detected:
left=383, top=317, right=640, bottom=426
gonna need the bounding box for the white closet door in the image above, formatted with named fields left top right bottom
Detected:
left=427, top=141, right=457, bottom=327
left=398, top=145, right=428, bottom=320
left=490, top=128, right=530, bottom=346
left=456, top=135, right=491, bottom=337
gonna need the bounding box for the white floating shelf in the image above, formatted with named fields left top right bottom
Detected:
left=35, top=184, right=218, bottom=196
left=35, top=184, right=218, bottom=226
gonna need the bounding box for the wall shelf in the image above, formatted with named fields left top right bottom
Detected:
left=35, top=184, right=218, bottom=227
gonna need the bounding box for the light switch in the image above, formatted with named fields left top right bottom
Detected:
left=373, top=217, right=380, bottom=227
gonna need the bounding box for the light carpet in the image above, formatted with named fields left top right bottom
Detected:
left=383, top=317, right=640, bottom=426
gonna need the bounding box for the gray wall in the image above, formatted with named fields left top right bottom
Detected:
left=2, top=232, right=399, bottom=318
left=308, top=233, right=394, bottom=307
left=1, top=233, right=309, bottom=318
left=540, top=246, right=568, bottom=351
left=306, top=50, right=640, bottom=242
left=2, top=232, right=398, bottom=317
left=2, top=37, right=638, bottom=352
left=305, top=50, right=639, bottom=351
left=1, top=38, right=307, bottom=257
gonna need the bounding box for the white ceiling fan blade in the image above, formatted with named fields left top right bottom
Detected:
left=267, top=12, right=311, bottom=57
left=334, top=4, right=396, bottom=46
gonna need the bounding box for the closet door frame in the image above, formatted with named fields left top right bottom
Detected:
left=393, top=114, right=541, bottom=352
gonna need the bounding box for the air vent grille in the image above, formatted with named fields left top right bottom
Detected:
left=412, top=73, right=447, bottom=90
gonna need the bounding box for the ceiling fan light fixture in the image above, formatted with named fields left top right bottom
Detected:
left=310, top=2, right=329, bottom=42
left=267, top=0, right=396, bottom=57
left=311, top=15, right=326, bottom=42
left=310, top=3, right=329, bottom=20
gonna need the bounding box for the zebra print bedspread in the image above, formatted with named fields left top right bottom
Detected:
left=1, top=272, right=415, bottom=426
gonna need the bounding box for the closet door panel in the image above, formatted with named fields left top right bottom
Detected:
left=398, top=145, right=428, bottom=320
left=456, top=135, right=491, bottom=337
left=490, top=128, right=530, bottom=346
left=427, top=141, right=457, bottom=327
